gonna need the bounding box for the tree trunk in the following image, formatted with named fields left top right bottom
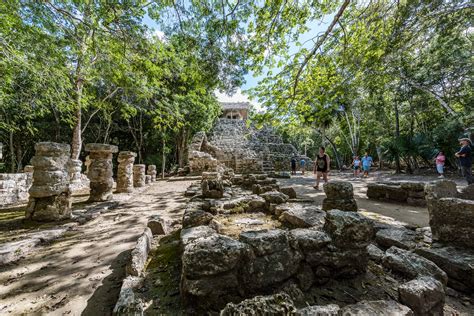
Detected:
left=162, top=137, right=166, bottom=179
left=324, top=136, right=342, bottom=170
left=394, top=102, right=401, bottom=173
left=9, top=130, right=15, bottom=173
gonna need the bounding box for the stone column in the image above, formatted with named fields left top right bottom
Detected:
left=26, top=142, right=72, bottom=221
left=147, top=165, right=157, bottom=182
left=85, top=143, right=118, bottom=202
left=116, top=151, right=136, bottom=193
left=23, top=165, right=34, bottom=188
left=133, top=164, right=146, bottom=187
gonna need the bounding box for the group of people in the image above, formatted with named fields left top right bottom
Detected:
left=435, top=137, right=473, bottom=184
left=290, top=136, right=473, bottom=189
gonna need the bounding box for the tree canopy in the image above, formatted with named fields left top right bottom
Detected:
left=0, top=0, right=472, bottom=173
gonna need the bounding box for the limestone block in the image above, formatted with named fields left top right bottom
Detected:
left=376, top=227, right=420, bottom=250
left=398, top=276, right=445, bottom=315
left=279, top=186, right=297, bottom=199
left=279, top=203, right=326, bottom=228
left=382, top=246, right=448, bottom=286
left=339, top=300, right=413, bottom=315
left=145, top=175, right=151, bottom=184
left=126, top=228, right=152, bottom=276
left=297, top=304, right=340, bottom=316
left=323, top=181, right=354, bottom=199
left=323, top=210, right=374, bottom=249
left=415, top=246, right=474, bottom=293
left=147, top=215, right=170, bottom=235
left=427, top=197, right=474, bottom=248
left=220, top=293, right=296, bottom=316
left=133, top=164, right=146, bottom=188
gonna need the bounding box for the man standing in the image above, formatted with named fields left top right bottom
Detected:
left=290, top=156, right=297, bottom=175
left=455, top=138, right=473, bottom=185
left=361, top=152, right=373, bottom=178
left=300, top=158, right=306, bottom=175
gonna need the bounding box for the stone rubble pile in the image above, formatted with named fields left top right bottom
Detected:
left=0, top=172, right=31, bottom=206
left=179, top=172, right=375, bottom=311
left=26, top=142, right=72, bottom=221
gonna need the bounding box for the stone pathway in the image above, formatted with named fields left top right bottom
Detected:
left=0, top=180, right=193, bottom=315
left=279, top=171, right=464, bottom=227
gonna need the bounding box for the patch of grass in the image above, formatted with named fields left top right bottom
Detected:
left=143, top=230, right=186, bottom=315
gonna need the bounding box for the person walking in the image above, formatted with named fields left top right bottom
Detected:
left=290, top=156, right=297, bottom=175
left=352, top=155, right=361, bottom=177
left=435, top=151, right=446, bottom=178
left=361, top=152, right=373, bottom=178
left=300, top=158, right=306, bottom=175
left=313, top=147, right=330, bottom=190
left=455, top=138, right=473, bottom=185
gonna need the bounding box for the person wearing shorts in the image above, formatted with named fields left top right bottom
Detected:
left=313, top=146, right=330, bottom=189
left=300, top=158, right=306, bottom=175
left=352, top=155, right=361, bottom=177
left=361, top=152, right=373, bottom=178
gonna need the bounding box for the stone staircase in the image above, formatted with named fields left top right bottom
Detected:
left=262, top=160, right=275, bottom=173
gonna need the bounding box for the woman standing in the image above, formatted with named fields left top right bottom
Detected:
left=313, top=146, right=330, bottom=190
left=352, top=155, right=361, bottom=177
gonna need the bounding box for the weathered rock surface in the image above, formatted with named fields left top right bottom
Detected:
left=367, top=244, right=384, bottom=263
left=426, top=197, right=474, bottom=249
left=458, top=184, right=474, bottom=200
left=180, top=225, right=216, bottom=246
left=116, top=151, right=136, bottom=193
left=126, top=228, right=153, bottom=276
left=26, top=142, right=72, bottom=221
left=415, top=246, right=474, bottom=293
left=297, top=304, right=340, bottom=316
left=133, top=164, right=146, bottom=188
left=324, top=210, right=374, bottom=249
left=398, top=276, right=445, bottom=316
left=260, top=191, right=289, bottom=205
left=239, top=229, right=302, bottom=290
left=278, top=203, right=326, bottom=228
left=222, top=195, right=267, bottom=212
left=339, top=300, right=413, bottom=315
left=376, top=227, right=420, bottom=250
left=367, top=182, right=426, bottom=206
left=113, top=276, right=144, bottom=316
left=382, top=246, right=448, bottom=286
left=147, top=215, right=170, bottom=235
left=201, top=179, right=224, bottom=199
left=322, top=182, right=358, bottom=212
left=182, top=234, right=248, bottom=278
left=86, top=143, right=118, bottom=202
left=220, top=293, right=296, bottom=316
left=279, top=186, right=297, bottom=199
left=183, top=208, right=213, bottom=228
left=289, top=229, right=332, bottom=253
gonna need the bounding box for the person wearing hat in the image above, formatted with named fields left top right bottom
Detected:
left=455, top=138, right=473, bottom=185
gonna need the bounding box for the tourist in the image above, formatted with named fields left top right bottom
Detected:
left=300, top=158, right=306, bottom=175
left=313, top=147, right=330, bottom=189
left=455, top=138, right=473, bottom=185
left=361, top=152, right=373, bottom=178
left=291, top=156, right=297, bottom=175
left=435, top=151, right=445, bottom=178
left=352, top=155, right=361, bottom=177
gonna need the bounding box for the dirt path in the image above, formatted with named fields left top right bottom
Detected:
left=0, top=180, right=193, bottom=315
left=279, top=171, right=458, bottom=228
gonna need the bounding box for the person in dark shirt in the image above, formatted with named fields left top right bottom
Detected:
left=290, top=156, right=297, bottom=175
left=455, top=138, right=473, bottom=185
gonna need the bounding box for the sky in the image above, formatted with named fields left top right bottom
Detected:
left=143, top=12, right=330, bottom=104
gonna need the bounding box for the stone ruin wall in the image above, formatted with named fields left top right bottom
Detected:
left=0, top=172, right=32, bottom=206
left=188, top=118, right=308, bottom=175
